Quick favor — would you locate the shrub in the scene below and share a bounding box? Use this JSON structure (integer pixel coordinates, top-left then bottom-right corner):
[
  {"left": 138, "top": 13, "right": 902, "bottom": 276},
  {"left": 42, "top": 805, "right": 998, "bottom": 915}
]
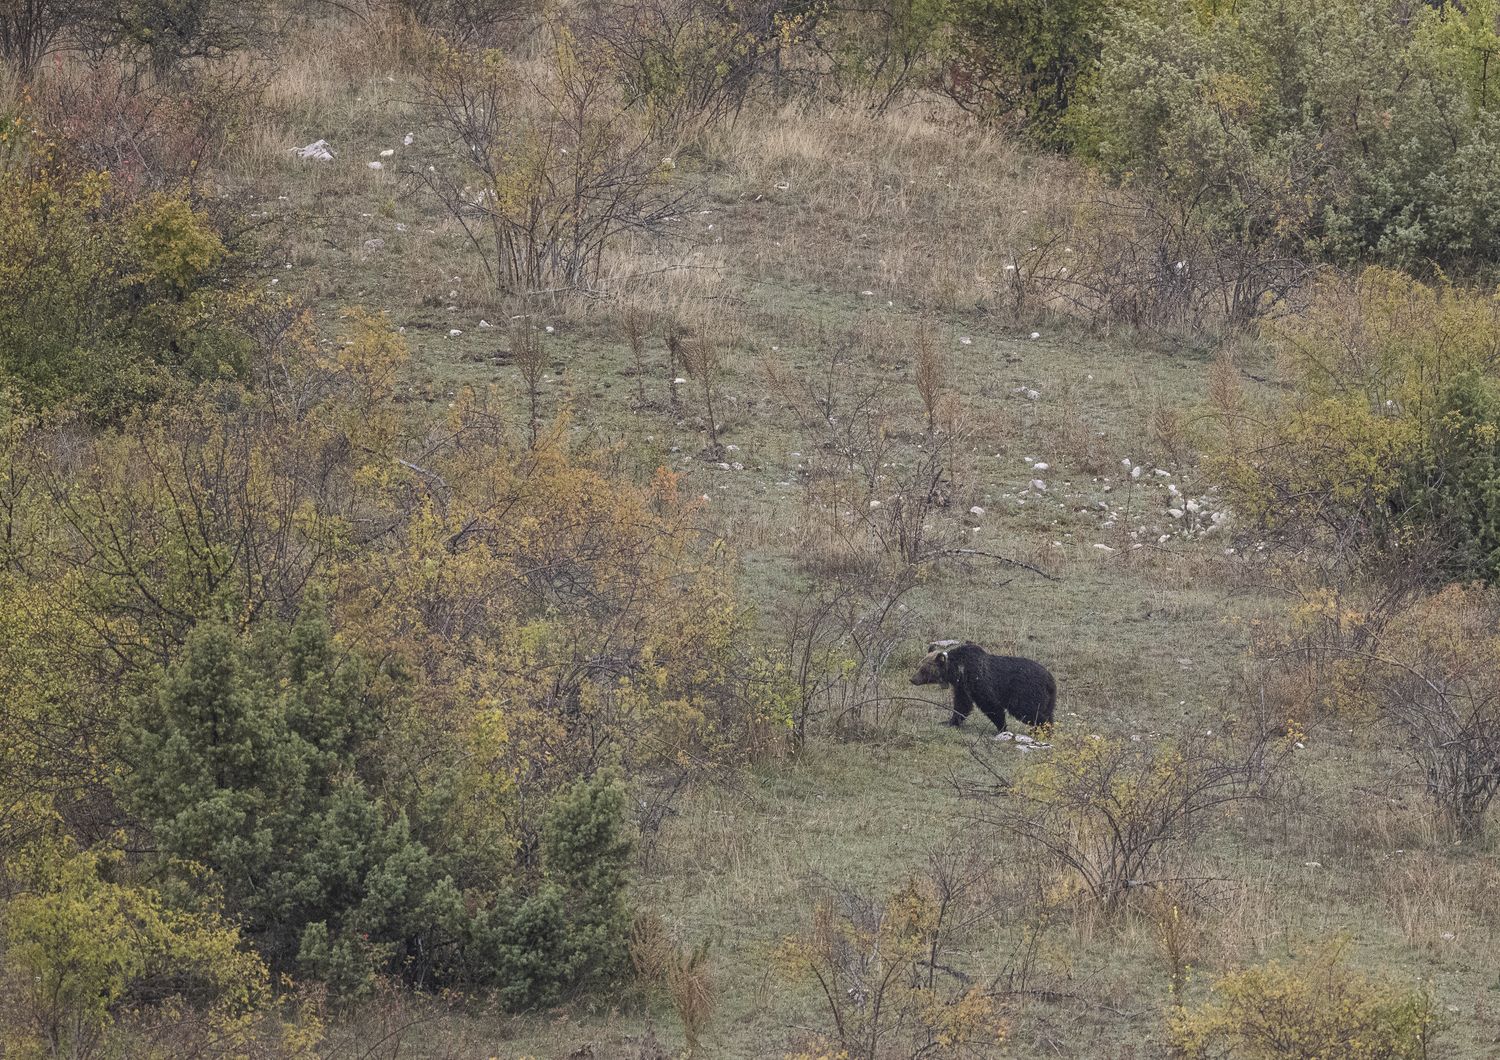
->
[
  {"left": 120, "top": 608, "right": 464, "bottom": 993},
  {"left": 1352, "top": 584, "right": 1500, "bottom": 840},
  {"left": 1168, "top": 944, "right": 1438, "bottom": 1060},
  {"left": 0, "top": 115, "right": 251, "bottom": 416},
  {"left": 968, "top": 727, "right": 1286, "bottom": 913},
  {"left": 776, "top": 871, "right": 1010, "bottom": 1059},
  {"left": 1, "top": 844, "right": 269, "bottom": 1059},
  {"left": 413, "top": 28, "right": 685, "bottom": 295},
  {"left": 1210, "top": 268, "right": 1500, "bottom": 582},
  {"left": 1076, "top": 0, "right": 1500, "bottom": 278},
  {"left": 940, "top": 0, "right": 1113, "bottom": 144}
]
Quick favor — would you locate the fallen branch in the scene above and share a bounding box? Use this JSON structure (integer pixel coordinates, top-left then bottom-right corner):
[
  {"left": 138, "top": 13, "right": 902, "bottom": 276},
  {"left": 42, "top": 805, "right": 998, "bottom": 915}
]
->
[{"left": 932, "top": 548, "right": 1058, "bottom": 581}]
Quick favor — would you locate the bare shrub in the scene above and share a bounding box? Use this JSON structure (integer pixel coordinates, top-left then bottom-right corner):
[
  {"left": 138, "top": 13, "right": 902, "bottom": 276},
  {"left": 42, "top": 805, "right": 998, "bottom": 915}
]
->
[
  {"left": 775, "top": 846, "right": 1013, "bottom": 1059},
  {"left": 0, "top": 0, "right": 94, "bottom": 78},
  {"left": 774, "top": 561, "right": 920, "bottom": 742},
  {"left": 965, "top": 725, "right": 1289, "bottom": 914},
  {"left": 582, "top": 0, "right": 780, "bottom": 139},
  {"left": 911, "top": 320, "right": 945, "bottom": 434},
  {"left": 413, "top": 29, "right": 686, "bottom": 296},
  {"left": 33, "top": 58, "right": 263, "bottom": 202},
  {"left": 669, "top": 317, "right": 734, "bottom": 458},
  {"left": 1350, "top": 584, "right": 1500, "bottom": 840}
]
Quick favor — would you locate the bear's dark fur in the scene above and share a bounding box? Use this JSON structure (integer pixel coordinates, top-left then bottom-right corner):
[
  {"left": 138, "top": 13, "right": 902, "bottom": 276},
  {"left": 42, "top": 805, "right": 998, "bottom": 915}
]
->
[{"left": 910, "top": 641, "right": 1056, "bottom": 732}]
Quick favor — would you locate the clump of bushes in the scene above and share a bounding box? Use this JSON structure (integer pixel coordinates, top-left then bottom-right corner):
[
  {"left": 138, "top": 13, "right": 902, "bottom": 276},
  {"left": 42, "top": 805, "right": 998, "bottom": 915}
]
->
[{"left": 1212, "top": 267, "right": 1500, "bottom": 584}]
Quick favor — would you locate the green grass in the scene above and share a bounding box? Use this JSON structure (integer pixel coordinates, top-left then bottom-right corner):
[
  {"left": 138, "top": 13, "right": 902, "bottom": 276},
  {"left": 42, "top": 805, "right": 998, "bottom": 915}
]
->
[{"left": 236, "top": 44, "right": 1500, "bottom": 1057}]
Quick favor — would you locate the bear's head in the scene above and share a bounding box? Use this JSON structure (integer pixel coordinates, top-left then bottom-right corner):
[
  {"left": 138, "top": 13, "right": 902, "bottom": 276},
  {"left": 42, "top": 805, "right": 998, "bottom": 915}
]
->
[{"left": 910, "top": 648, "right": 954, "bottom": 687}]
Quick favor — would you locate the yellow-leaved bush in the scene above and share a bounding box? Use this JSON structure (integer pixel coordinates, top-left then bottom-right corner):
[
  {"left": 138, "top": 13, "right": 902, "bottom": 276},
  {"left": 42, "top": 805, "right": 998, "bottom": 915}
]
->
[
  {"left": 1209, "top": 267, "right": 1500, "bottom": 580},
  {"left": 1167, "top": 944, "right": 1437, "bottom": 1060}
]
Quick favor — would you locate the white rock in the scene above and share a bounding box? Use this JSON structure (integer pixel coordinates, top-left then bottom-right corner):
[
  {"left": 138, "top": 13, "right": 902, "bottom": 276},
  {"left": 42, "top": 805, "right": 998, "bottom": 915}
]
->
[
  {"left": 403, "top": 132, "right": 415, "bottom": 146},
  {"left": 1168, "top": 508, "right": 1184, "bottom": 519},
  {"left": 1122, "top": 458, "right": 1133, "bottom": 467},
  {"left": 291, "top": 139, "right": 335, "bottom": 161},
  {"left": 1014, "top": 734, "right": 1035, "bottom": 744},
  {"left": 994, "top": 732, "right": 1015, "bottom": 741},
  {"left": 1131, "top": 466, "right": 1144, "bottom": 479},
  {"left": 1024, "top": 388, "right": 1040, "bottom": 401},
  {"left": 959, "top": 336, "right": 973, "bottom": 345},
  {"left": 860, "top": 290, "right": 874, "bottom": 296},
  {"left": 1093, "top": 543, "right": 1115, "bottom": 552},
  {"left": 448, "top": 328, "right": 463, "bottom": 337},
  {"left": 673, "top": 377, "right": 687, "bottom": 385},
  {"left": 1029, "top": 332, "right": 1041, "bottom": 340},
  {"left": 1030, "top": 479, "right": 1047, "bottom": 492},
  {"left": 869, "top": 500, "right": 882, "bottom": 508},
  {"left": 1032, "top": 461, "right": 1049, "bottom": 471},
  {"left": 380, "top": 148, "right": 395, "bottom": 158},
  {"left": 367, "top": 160, "right": 383, "bottom": 170},
  {"left": 544, "top": 325, "right": 554, "bottom": 333},
  {"left": 970, "top": 505, "right": 986, "bottom": 516},
  {"left": 362, "top": 237, "right": 385, "bottom": 253},
  {"left": 478, "top": 320, "right": 493, "bottom": 328}
]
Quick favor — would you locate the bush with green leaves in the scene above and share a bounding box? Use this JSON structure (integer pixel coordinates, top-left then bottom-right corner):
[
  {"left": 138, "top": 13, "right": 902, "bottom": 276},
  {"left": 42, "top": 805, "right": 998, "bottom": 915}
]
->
[
  {"left": 121, "top": 605, "right": 635, "bottom": 1000},
  {"left": 1211, "top": 268, "right": 1500, "bottom": 582},
  {"left": 1075, "top": 0, "right": 1500, "bottom": 278},
  {"left": 0, "top": 113, "right": 252, "bottom": 417},
  {"left": 940, "top": 0, "right": 1115, "bottom": 144}
]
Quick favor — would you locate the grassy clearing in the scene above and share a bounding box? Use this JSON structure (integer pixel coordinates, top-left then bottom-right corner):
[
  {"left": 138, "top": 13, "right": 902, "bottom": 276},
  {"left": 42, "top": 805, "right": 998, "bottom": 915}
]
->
[{"left": 224, "top": 23, "right": 1500, "bottom": 1057}]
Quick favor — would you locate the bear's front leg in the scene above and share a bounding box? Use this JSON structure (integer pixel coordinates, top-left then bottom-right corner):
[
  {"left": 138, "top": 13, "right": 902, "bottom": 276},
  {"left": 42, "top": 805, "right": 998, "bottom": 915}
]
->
[{"left": 948, "top": 686, "right": 975, "bottom": 727}]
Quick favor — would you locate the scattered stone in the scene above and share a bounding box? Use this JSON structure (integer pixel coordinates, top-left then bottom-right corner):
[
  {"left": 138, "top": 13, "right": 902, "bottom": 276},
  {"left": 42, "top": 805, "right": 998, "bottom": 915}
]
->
[
  {"left": 1032, "top": 461, "right": 1049, "bottom": 471},
  {"left": 448, "top": 328, "right": 463, "bottom": 337},
  {"left": 1130, "top": 466, "right": 1143, "bottom": 479},
  {"left": 362, "top": 237, "right": 385, "bottom": 253},
  {"left": 478, "top": 319, "right": 493, "bottom": 328},
  {"left": 1093, "top": 543, "right": 1115, "bottom": 552},
  {"left": 1029, "top": 332, "right": 1041, "bottom": 339},
  {"left": 404, "top": 132, "right": 415, "bottom": 146},
  {"left": 367, "top": 160, "right": 383, "bottom": 170},
  {"left": 380, "top": 148, "right": 395, "bottom": 158},
  {"left": 291, "top": 139, "right": 335, "bottom": 161},
  {"left": 1029, "top": 479, "right": 1047, "bottom": 492},
  {"left": 959, "top": 336, "right": 973, "bottom": 345}
]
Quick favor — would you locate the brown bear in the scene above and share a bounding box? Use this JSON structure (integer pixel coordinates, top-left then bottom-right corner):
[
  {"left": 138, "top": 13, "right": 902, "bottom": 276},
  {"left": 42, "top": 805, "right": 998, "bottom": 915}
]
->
[{"left": 910, "top": 640, "right": 1056, "bottom": 733}]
